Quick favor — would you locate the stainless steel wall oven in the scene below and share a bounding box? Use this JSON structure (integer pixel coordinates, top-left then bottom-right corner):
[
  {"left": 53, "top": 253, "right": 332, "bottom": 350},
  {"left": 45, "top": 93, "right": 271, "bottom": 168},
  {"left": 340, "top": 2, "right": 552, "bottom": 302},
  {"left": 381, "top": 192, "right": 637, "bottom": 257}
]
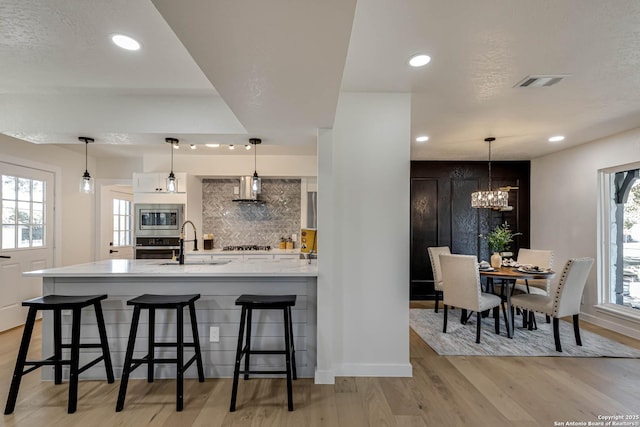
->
[{"left": 134, "top": 203, "right": 184, "bottom": 259}]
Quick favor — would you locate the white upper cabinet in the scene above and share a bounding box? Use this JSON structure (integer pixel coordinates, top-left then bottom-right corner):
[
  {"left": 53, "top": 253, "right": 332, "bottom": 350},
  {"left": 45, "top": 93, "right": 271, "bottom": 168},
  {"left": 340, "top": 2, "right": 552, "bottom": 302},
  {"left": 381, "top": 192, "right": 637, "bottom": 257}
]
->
[{"left": 133, "top": 172, "right": 186, "bottom": 193}]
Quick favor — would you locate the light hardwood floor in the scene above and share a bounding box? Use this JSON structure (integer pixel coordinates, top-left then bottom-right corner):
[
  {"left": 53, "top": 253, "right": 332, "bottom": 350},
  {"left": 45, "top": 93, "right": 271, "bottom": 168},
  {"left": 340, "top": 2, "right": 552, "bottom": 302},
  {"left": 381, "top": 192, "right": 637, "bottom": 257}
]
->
[{"left": 1, "top": 302, "right": 639, "bottom": 426}]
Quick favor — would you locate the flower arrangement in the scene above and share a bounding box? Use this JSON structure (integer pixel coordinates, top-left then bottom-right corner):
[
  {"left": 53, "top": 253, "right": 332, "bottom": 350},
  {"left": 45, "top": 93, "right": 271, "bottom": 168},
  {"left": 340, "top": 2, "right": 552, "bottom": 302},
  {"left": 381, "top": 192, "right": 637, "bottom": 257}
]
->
[{"left": 483, "top": 222, "right": 521, "bottom": 253}]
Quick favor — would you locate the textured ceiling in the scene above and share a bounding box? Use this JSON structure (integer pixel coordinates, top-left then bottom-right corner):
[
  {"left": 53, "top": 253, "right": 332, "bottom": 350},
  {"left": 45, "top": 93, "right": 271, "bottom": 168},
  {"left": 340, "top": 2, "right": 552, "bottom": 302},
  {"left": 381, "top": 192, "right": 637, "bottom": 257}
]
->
[{"left": 1, "top": 0, "right": 640, "bottom": 160}]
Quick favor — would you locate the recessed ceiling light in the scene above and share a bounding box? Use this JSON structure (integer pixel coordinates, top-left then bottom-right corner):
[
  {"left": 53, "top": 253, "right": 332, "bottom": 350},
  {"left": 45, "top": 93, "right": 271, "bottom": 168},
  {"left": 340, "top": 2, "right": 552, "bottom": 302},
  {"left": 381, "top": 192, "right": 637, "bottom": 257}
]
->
[
  {"left": 416, "top": 135, "right": 429, "bottom": 142},
  {"left": 245, "top": 144, "right": 251, "bottom": 150},
  {"left": 229, "top": 145, "right": 235, "bottom": 150},
  {"left": 190, "top": 144, "right": 196, "bottom": 150},
  {"left": 111, "top": 34, "right": 140, "bottom": 51},
  {"left": 409, "top": 54, "right": 431, "bottom": 67},
  {"left": 548, "top": 135, "right": 565, "bottom": 142},
  {"left": 206, "top": 143, "right": 220, "bottom": 148}
]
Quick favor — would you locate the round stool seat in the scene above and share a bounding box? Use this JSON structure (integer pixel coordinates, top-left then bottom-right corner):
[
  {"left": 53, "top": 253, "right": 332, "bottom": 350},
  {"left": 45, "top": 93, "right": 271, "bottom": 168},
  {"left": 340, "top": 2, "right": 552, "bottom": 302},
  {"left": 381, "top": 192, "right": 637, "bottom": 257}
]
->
[
  {"left": 235, "top": 294, "right": 296, "bottom": 307},
  {"left": 127, "top": 294, "right": 200, "bottom": 308}
]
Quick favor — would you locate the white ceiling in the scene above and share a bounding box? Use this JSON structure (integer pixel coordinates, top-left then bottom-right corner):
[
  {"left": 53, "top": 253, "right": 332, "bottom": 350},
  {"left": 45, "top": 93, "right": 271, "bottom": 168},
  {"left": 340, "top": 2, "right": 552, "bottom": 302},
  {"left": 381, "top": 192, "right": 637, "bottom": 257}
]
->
[{"left": 2, "top": 0, "right": 640, "bottom": 160}]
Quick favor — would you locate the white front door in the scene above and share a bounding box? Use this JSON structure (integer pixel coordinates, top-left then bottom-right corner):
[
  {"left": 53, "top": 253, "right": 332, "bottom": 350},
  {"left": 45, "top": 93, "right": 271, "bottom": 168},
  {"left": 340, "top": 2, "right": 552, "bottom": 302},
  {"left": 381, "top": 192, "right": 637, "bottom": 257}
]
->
[
  {"left": 99, "top": 185, "right": 134, "bottom": 260},
  {"left": 0, "top": 163, "right": 55, "bottom": 332}
]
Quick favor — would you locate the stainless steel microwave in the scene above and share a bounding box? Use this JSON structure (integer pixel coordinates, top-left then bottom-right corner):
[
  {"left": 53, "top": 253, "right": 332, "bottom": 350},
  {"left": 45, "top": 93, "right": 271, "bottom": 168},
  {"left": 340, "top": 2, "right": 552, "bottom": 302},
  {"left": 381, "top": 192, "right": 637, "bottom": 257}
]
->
[{"left": 134, "top": 203, "right": 184, "bottom": 237}]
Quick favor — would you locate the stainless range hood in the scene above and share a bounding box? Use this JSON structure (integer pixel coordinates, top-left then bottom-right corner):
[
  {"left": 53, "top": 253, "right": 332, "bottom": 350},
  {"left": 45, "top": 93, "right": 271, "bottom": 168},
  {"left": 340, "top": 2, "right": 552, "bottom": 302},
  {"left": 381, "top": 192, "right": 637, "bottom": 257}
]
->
[{"left": 232, "top": 176, "right": 265, "bottom": 204}]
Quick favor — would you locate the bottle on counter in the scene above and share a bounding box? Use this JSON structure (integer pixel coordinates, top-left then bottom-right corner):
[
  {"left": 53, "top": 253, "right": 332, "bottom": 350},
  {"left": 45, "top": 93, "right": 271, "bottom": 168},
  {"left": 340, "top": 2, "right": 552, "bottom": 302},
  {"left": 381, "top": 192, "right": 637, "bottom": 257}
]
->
[
  {"left": 279, "top": 238, "right": 286, "bottom": 249},
  {"left": 286, "top": 237, "right": 293, "bottom": 250},
  {"left": 203, "top": 233, "right": 214, "bottom": 250}
]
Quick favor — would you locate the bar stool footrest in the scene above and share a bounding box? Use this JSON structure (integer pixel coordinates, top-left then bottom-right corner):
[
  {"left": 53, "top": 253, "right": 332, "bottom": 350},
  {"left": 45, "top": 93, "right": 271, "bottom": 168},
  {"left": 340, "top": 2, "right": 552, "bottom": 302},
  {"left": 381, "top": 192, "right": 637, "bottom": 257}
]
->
[{"left": 239, "top": 370, "right": 288, "bottom": 375}]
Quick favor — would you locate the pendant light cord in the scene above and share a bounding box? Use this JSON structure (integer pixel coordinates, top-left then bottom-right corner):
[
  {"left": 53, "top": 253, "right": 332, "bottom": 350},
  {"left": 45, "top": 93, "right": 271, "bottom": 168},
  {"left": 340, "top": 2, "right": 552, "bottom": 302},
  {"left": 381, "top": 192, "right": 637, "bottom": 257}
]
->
[
  {"left": 488, "top": 139, "right": 492, "bottom": 191},
  {"left": 85, "top": 140, "right": 89, "bottom": 173}
]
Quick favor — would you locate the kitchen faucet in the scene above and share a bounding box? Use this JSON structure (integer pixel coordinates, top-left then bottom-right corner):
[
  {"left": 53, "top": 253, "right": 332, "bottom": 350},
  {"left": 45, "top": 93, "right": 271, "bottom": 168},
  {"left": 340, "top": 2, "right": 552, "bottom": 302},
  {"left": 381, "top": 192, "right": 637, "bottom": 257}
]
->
[{"left": 178, "top": 220, "right": 198, "bottom": 264}]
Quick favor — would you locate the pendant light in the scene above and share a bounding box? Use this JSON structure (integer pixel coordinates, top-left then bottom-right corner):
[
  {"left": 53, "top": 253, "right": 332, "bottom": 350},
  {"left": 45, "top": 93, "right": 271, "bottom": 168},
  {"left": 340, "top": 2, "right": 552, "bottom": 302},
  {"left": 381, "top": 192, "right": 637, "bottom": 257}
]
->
[
  {"left": 250, "top": 138, "right": 262, "bottom": 194},
  {"left": 165, "top": 137, "right": 178, "bottom": 193},
  {"left": 78, "top": 136, "right": 95, "bottom": 193},
  {"left": 471, "top": 137, "right": 509, "bottom": 209}
]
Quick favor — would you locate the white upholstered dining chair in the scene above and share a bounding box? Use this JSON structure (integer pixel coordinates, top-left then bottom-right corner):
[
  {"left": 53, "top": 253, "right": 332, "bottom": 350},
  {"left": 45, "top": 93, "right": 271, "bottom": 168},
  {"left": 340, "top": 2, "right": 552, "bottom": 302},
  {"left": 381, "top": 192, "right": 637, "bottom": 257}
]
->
[
  {"left": 427, "top": 246, "right": 450, "bottom": 313},
  {"left": 513, "top": 248, "right": 555, "bottom": 295},
  {"left": 440, "top": 254, "right": 505, "bottom": 343},
  {"left": 510, "top": 257, "right": 594, "bottom": 352}
]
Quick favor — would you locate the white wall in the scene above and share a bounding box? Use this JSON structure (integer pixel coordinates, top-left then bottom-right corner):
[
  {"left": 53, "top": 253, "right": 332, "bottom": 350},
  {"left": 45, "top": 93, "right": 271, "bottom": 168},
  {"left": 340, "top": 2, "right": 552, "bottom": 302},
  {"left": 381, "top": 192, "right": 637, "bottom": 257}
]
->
[
  {"left": 531, "top": 127, "right": 640, "bottom": 337},
  {"left": 0, "top": 134, "right": 95, "bottom": 266},
  {"left": 316, "top": 92, "right": 412, "bottom": 382}
]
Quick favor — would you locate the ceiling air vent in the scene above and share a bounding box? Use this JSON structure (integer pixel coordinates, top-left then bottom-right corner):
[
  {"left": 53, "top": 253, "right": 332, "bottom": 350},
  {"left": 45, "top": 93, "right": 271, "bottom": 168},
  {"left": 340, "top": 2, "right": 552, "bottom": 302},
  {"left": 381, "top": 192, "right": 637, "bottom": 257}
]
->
[{"left": 514, "top": 74, "right": 570, "bottom": 88}]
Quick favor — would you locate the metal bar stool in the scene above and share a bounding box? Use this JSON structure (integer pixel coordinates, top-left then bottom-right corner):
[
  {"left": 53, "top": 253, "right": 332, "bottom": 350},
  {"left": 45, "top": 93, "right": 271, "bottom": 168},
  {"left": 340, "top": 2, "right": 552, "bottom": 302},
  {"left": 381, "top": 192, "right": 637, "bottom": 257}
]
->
[
  {"left": 230, "top": 294, "right": 297, "bottom": 412},
  {"left": 4, "top": 294, "right": 114, "bottom": 414},
  {"left": 115, "top": 294, "right": 204, "bottom": 412}
]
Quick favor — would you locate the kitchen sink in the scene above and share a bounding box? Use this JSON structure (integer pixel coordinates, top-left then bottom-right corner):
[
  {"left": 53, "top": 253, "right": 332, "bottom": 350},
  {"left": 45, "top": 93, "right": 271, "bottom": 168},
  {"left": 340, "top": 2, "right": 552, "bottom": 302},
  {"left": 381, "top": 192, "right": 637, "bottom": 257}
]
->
[{"left": 158, "top": 260, "right": 231, "bottom": 266}]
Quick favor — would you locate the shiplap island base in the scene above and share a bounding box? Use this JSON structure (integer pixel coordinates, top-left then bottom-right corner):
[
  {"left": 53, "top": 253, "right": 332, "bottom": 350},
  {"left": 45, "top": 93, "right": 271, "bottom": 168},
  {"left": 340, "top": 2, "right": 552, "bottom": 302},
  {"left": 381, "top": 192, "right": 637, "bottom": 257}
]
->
[{"left": 24, "top": 259, "right": 317, "bottom": 381}]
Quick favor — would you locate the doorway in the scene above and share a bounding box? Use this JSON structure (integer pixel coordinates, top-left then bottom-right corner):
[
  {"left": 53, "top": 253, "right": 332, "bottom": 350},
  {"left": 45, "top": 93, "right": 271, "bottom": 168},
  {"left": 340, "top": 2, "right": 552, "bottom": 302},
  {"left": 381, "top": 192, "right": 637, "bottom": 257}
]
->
[
  {"left": 0, "top": 162, "right": 55, "bottom": 331},
  {"left": 98, "top": 185, "right": 134, "bottom": 260}
]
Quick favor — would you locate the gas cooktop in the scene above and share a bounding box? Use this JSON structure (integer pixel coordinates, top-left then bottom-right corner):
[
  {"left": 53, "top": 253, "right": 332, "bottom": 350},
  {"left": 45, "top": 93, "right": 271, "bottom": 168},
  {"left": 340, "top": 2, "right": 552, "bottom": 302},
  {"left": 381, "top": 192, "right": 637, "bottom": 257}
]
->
[{"left": 222, "top": 245, "right": 271, "bottom": 251}]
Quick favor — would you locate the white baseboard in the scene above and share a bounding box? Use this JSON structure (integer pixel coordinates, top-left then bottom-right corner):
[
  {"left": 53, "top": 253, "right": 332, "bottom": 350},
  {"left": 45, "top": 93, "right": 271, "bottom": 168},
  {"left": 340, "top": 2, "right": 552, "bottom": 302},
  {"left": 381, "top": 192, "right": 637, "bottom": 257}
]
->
[
  {"left": 314, "top": 363, "right": 413, "bottom": 384},
  {"left": 581, "top": 312, "right": 640, "bottom": 340},
  {"left": 334, "top": 363, "right": 413, "bottom": 378},
  {"left": 314, "top": 368, "right": 336, "bottom": 384}
]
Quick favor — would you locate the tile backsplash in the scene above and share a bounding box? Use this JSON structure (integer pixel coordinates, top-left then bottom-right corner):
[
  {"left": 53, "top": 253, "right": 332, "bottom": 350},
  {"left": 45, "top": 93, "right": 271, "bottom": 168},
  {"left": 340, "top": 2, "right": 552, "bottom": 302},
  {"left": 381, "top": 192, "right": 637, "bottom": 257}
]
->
[{"left": 202, "top": 179, "right": 301, "bottom": 248}]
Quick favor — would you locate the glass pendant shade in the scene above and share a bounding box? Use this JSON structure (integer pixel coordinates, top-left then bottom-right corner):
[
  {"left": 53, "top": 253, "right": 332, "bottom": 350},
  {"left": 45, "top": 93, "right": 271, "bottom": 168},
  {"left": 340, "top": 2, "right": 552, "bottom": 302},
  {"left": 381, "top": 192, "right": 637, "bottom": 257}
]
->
[
  {"left": 165, "top": 137, "right": 178, "bottom": 193},
  {"left": 78, "top": 136, "right": 94, "bottom": 194},
  {"left": 80, "top": 170, "right": 94, "bottom": 193},
  {"left": 471, "top": 137, "right": 508, "bottom": 208},
  {"left": 166, "top": 172, "right": 177, "bottom": 193},
  {"left": 251, "top": 172, "right": 261, "bottom": 194},
  {"left": 250, "top": 138, "right": 262, "bottom": 194}
]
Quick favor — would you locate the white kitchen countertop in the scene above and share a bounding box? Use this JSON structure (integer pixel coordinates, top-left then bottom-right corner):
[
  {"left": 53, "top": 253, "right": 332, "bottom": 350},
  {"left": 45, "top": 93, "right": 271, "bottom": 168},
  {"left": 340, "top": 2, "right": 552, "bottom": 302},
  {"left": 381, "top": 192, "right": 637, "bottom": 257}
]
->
[{"left": 24, "top": 258, "right": 318, "bottom": 278}]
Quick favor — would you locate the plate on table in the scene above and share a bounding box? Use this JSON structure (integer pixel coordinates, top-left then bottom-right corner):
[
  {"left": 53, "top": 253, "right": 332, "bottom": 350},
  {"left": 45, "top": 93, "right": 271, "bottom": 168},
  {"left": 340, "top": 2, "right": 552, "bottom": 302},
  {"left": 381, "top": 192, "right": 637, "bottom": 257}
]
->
[
  {"left": 479, "top": 266, "right": 495, "bottom": 272},
  {"left": 517, "top": 266, "right": 551, "bottom": 274}
]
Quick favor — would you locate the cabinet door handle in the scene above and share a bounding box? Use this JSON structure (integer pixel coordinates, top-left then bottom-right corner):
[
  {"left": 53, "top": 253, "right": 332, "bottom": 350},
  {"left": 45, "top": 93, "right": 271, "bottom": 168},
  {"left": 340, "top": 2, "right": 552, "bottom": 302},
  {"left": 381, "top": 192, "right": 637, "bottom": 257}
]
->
[
  {"left": 0, "top": 255, "right": 11, "bottom": 259},
  {"left": 110, "top": 250, "right": 119, "bottom": 254}
]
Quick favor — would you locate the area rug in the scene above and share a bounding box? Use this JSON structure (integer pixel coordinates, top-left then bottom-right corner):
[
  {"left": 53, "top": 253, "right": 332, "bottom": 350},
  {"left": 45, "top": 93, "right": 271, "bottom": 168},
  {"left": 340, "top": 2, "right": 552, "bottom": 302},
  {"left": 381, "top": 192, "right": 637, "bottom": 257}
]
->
[{"left": 410, "top": 308, "right": 640, "bottom": 357}]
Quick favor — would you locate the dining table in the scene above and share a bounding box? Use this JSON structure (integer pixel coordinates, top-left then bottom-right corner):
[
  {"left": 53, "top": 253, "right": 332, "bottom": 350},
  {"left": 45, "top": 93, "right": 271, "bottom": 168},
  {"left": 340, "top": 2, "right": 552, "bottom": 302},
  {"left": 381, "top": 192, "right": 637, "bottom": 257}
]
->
[{"left": 479, "top": 266, "right": 556, "bottom": 338}]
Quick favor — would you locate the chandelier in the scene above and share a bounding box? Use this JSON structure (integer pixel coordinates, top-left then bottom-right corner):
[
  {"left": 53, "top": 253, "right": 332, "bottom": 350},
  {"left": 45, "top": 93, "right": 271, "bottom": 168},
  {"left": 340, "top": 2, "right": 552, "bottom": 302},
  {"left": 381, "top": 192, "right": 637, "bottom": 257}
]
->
[{"left": 471, "top": 137, "right": 509, "bottom": 209}]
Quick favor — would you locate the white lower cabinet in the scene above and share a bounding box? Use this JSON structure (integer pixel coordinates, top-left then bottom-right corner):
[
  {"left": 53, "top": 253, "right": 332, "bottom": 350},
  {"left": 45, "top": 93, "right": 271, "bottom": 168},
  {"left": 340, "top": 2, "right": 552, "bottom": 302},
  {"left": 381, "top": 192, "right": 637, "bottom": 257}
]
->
[
  {"left": 210, "top": 254, "right": 244, "bottom": 263},
  {"left": 244, "top": 254, "right": 274, "bottom": 263},
  {"left": 186, "top": 253, "right": 300, "bottom": 263},
  {"left": 273, "top": 254, "right": 300, "bottom": 261}
]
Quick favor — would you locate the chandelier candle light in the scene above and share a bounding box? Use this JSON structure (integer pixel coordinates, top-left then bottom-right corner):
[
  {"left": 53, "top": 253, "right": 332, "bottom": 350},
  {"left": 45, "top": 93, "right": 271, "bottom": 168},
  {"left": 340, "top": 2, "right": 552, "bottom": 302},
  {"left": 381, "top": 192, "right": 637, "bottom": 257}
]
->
[
  {"left": 165, "top": 137, "right": 178, "bottom": 193},
  {"left": 78, "top": 136, "right": 94, "bottom": 194},
  {"left": 471, "top": 137, "right": 509, "bottom": 209}
]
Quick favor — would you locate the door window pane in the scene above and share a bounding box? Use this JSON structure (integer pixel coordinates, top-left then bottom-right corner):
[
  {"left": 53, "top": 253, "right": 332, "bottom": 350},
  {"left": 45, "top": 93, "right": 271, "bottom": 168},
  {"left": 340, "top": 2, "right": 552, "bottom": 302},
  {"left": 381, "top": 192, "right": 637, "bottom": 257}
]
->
[
  {"left": 1, "top": 175, "right": 46, "bottom": 249},
  {"left": 17, "top": 225, "right": 29, "bottom": 248},
  {"left": 17, "top": 201, "right": 30, "bottom": 224},
  {"left": 17, "top": 178, "right": 30, "bottom": 201},
  {"left": 2, "top": 225, "right": 15, "bottom": 249},
  {"left": 2, "top": 176, "right": 16, "bottom": 200},
  {"left": 32, "top": 180, "right": 44, "bottom": 202},
  {"left": 112, "top": 199, "right": 132, "bottom": 247},
  {"left": 2, "top": 202, "right": 15, "bottom": 223}
]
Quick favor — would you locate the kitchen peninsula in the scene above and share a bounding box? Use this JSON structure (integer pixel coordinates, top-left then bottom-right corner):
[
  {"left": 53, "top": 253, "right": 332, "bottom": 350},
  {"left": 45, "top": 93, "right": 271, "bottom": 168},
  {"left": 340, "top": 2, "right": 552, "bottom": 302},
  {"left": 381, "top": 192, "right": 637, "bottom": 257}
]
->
[{"left": 24, "top": 259, "right": 317, "bottom": 381}]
